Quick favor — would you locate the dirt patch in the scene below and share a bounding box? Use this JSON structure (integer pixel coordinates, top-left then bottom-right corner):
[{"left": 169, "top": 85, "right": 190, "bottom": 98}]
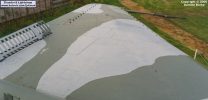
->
[{"left": 121, "top": 0, "right": 208, "bottom": 56}]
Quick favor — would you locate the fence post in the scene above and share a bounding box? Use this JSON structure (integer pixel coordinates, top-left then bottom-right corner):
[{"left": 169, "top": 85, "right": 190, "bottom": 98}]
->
[{"left": 194, "top": 49, "right": 198, "bottom": 60}]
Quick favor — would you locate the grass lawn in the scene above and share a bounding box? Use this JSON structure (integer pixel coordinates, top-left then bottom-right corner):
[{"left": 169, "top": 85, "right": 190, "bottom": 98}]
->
[
  {"left": 133, "top": 0, "right": 208, "bottom": 43},
  {"left": 100, "top": 0, "right": 121, "bottom": 6}
]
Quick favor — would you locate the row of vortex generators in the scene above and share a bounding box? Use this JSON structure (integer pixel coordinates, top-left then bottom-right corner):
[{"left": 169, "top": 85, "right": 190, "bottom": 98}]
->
[
  {"left": 0, "top": 21, "right": 52, "bottom": 62},
  {"left": 66, "top": 4, "right": 97, "bottom": 24}
]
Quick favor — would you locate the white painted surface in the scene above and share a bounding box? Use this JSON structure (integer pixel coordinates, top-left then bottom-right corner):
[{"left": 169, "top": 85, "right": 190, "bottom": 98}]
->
[
  {"left": 73, "top": 4, "right": 103, "bottom": 14},
  {"left": 37, "top": 19, "right": 185, "bottom": 98},
  {"left": 0, "top": 40, "right": 46, "bottom": 79}
]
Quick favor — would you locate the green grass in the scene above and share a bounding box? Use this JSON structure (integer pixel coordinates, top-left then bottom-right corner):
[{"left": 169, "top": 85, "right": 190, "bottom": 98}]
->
[
  {"left": 95, "top": 0, "right": 121, "bottom": 6},
  {"left": 133, "top": 0, "right": 208, "bottom": 43}
]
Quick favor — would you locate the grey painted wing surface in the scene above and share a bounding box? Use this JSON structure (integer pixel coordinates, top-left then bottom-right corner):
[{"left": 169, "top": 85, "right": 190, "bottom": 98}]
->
[
  {"left": 0, "top": 3, "right": 208, "bottom": 100},
  {"left": 68, "top": 56, "right": 208, "bottom": 100},
  {"left": 0, "top": 80, "right": 61, "bottom": 100},
  {"left": 0, "top": 4, "right": 135, "bottom": 99},
  {"left": 4, "top": 4, "right": 134, "bottom": 89}
]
